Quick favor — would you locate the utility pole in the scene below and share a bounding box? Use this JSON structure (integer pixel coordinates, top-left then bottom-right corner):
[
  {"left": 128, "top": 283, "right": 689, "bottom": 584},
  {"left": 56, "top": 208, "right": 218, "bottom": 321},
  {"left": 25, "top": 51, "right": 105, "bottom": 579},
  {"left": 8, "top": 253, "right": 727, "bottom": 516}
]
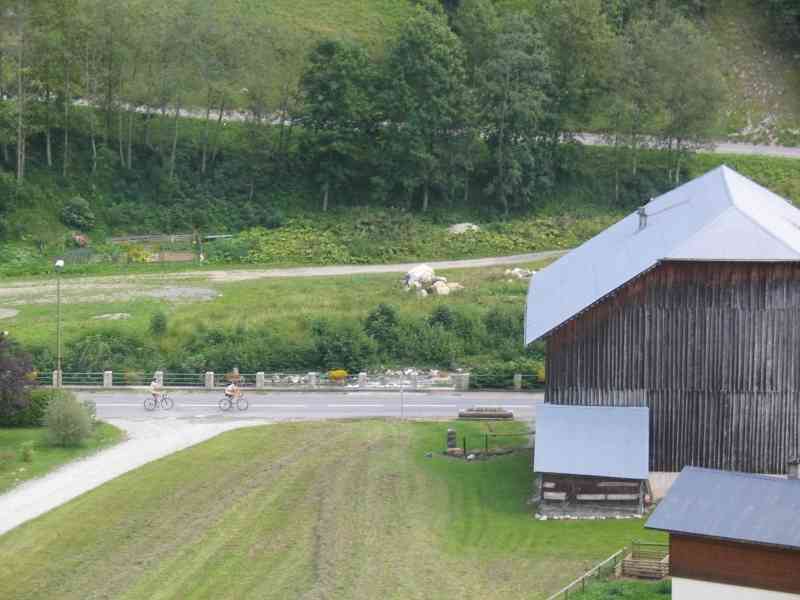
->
[{"left": 55, "top": 259, "right": 64, "bottom": 387}]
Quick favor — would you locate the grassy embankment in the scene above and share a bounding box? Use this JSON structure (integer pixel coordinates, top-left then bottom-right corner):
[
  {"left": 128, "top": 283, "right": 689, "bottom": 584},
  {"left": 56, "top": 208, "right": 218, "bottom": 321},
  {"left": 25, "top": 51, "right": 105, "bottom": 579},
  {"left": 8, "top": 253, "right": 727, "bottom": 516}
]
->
[
  {"left": 0, "top": 423, "right": 124, "bottom": 494},
  {"left": 4, "top": 260, "right": 552, "bottom": 378},
  {"left": 570, "top": 580, "right": 672, "bottom": 599},
  {"left": 0, "top": 419, "right": 665, "bottom": 599}
]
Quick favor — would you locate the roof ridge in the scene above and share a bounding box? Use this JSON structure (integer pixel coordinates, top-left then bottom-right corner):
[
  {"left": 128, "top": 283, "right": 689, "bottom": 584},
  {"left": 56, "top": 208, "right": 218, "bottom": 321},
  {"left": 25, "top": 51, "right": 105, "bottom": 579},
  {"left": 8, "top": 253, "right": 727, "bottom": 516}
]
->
[
  {"left": 685, "top": 466, "right": 793, "bottom": 484},
  {"left": 722, "top": 168, "right": 800, "bottom": 255}
]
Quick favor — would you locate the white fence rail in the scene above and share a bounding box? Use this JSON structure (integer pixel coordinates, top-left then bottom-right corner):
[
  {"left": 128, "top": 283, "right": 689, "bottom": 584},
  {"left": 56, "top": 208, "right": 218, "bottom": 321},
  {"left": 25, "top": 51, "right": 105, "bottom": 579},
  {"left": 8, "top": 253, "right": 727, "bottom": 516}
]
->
[{"left": 37, "top": 370, "right": 472, "bottom": 391}]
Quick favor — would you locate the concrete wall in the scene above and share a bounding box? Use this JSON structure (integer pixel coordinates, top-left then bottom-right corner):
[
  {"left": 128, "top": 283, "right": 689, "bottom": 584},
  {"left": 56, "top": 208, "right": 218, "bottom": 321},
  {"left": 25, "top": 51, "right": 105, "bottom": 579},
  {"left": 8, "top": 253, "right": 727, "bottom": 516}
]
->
[{"left": 674, "top": 578, "right": 800, "bottom": 600}]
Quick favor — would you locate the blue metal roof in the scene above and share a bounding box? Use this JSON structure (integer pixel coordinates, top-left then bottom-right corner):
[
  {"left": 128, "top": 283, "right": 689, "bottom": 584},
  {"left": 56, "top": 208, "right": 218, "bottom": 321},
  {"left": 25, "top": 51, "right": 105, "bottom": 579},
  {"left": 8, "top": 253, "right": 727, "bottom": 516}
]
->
[
  {"left": 525, "top": 166, "right": 800, "bottom": 344},
  {"left": 646, "top": 467, "right": 800, "bottom": 550},
  {"left": 534, "top": 405, "right": 649, "bottom": 480}
]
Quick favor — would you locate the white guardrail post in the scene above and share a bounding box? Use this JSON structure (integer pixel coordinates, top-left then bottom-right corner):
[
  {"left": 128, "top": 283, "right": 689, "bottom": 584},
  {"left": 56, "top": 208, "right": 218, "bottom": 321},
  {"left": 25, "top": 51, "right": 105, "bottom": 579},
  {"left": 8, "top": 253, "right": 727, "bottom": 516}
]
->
[
  {"left": 308, "top": 372, "right": 319, "bottom": 387},
  {"left": 204, "top": 371, "right": 215, "bottom": 389},
  {"left": 103, "top": 371, "right": 113, "bottom": 388},
  {"left": 52, "top": 370, "right": 62, "bottom": 388},
  {"left": 452, "top": 373, "right": 471, "bottom": 391},
  {"left": 513, "top": 373, "right": 523, "bottom": 390},
  {"left": 358, "top": 372, "right": 368, "bottom": 388},
  {"left": 256, "top": 372, "right": 265, "bottom": 389}
]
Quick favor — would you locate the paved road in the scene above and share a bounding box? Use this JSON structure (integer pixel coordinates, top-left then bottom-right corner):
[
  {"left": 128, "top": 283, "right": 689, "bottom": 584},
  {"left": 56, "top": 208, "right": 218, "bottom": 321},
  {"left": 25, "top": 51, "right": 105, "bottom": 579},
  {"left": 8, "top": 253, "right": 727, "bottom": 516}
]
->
[
  {"left": 81, "top": 390, "right": 544, "bottom": 421},
  {"left": 576, "top": 133, "right": 800, "bottom": 159}
]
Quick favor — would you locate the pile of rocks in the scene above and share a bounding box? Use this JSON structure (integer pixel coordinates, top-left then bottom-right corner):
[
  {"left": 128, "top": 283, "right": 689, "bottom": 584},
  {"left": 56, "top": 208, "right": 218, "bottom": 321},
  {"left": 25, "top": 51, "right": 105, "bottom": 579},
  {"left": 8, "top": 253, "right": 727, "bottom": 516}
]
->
[
  {"left": 504, "top": 267, "right": 536, "bottom": 281},
  {"left": 404, "top": 264, "right": 465, "bottom": 297}
]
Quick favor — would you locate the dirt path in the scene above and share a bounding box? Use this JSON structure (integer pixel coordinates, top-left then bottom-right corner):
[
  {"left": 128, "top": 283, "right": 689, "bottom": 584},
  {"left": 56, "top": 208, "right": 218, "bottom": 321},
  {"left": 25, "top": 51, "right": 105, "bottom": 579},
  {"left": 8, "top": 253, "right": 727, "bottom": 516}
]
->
[
  {"left": 0, "top": 250, "right": 564, "bottom": 305},
  {"left": 191, "top": 250, "right": 566, "bottom": 283},
  {"left": 0, "top": 417, "right": 269, "bottom": 536}
]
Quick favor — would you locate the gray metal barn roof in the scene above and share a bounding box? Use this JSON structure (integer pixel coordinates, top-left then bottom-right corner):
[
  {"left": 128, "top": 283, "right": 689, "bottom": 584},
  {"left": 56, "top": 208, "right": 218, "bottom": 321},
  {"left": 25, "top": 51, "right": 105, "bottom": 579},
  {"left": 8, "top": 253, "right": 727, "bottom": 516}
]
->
[
  {"left": 646, "top": 467, "right": 800, "bottom": 550},
  {"left": 534, "top": 405, "right": 649, "bottom": 480},
  {"left": 525, "top": 166, "right": 800, "bottom": 344}
]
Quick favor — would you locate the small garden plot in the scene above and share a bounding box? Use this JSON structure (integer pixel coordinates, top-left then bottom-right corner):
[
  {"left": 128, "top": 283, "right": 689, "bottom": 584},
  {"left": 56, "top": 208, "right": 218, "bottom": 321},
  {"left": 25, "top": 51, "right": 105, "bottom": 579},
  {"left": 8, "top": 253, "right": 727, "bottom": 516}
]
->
[{"left": 0, "top": 423, "right": 123, "bottom": 494}]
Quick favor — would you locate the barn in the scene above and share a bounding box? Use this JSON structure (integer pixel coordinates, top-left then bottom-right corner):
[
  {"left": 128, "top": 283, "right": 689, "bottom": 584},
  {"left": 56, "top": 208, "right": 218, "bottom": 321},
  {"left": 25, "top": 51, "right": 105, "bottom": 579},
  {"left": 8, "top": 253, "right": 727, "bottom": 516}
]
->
[
  {"left": 533, "top": 404, "right": 650, "bottom": 517},
  {"left": 525, "top": 166, "right": 800, "bottom": 474},
  {"left": 646, "top": 466, "right": 800, "bottom": 599}
]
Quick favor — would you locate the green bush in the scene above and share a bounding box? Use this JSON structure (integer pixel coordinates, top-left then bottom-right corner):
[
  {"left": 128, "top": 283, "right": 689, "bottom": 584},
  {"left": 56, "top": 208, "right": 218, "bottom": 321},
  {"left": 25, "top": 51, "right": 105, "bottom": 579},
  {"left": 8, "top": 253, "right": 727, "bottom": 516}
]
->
[
  {"left": 470, "top": 358, "right": 544, "bottom": 389},
  {"left": 61, "top": 196, "right": 96, "bottom": 230},
  {"left": 395, "top": 320, "right": 462, "bottom": 368},
  {"left": 43, "top": 390, "right": 93, "bottom": 447},
  {"left": 18, "top": 440, "right": 35, "bottom": 463},
  {"left": 149, "top": 311, "right": 168, "bottom": 337},
  {"left": 0, "top": 388, "right": 52, "bottom": 427},
  {"left": 311, "top": 319, "right": 377, "bottom": 372},
  {"left": 364, "top": 303, "right": 400, "bottom": 350}
]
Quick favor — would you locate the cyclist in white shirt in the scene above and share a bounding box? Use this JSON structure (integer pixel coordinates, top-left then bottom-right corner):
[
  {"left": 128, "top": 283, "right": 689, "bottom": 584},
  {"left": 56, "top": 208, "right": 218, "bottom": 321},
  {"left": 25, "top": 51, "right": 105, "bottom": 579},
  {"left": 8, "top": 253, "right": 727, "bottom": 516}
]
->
[
  {"left": 149, "top": 378, "right": 162, "bottom": 402},
  {"left": 225, "top": 381, "right": 239, "bottom": 400}
]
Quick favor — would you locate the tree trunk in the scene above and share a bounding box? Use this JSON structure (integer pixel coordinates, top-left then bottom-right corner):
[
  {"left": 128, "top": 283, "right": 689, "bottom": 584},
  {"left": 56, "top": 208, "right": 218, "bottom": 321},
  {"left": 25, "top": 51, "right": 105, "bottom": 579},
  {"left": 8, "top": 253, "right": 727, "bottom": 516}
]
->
[
  {"left": 118, "top": 110, "right": 125, "bottom": 164},
  {"left": 2, "top": 144, "right": 8, "bottom": 164},
  {"left": 201, "top": 88, "right": 212, "bottom": 174},
  {"left": 322, "top": 181, "right": 329, "bottom": 212},
  {"left": 63, "top": 65, "right": 70, "bottom": 177},
  {"left": 127, "top": 110, "right": 134, "bottom": 169},
  {"left": 45, "top": 128, "right": 53, "bottom": 168},
  {"left": 15, "top": 3, "right": 25, "bottom": 184},
  {"left": 463, "top": 172, "right": 469, "bottom": 205},
  {"left": 422, "top": 182, "right": 429, "bottom": 212},
  {"left": 210, "top": 96, "right": 225, "bottom": 166},
  {"left": 169, "top": 102, "right": 180, "bottom": 180},
  {"left": 143, "top": 112, "right": 152, "bottom": 149}
]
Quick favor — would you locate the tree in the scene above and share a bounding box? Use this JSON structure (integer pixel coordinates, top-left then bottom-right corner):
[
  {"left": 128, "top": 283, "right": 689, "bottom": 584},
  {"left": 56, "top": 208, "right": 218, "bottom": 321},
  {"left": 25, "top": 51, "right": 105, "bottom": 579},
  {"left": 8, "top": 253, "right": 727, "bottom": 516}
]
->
[
  {"left": 477, "top": 14, "right": 553, "bottom": 215},
  {"left": 603, "top": 15, "right": 661, "bottom": 200},
  {"left": 536, "top": 0, "right": 615, "bottom": 146},
  {"left": 300, "top": 39, "right": 378, "bottom": 211},
  {"left": 0, "top": 334, "right": 34, "bottom": 419},
  {"left": 768, "top": 0, "right": 800, "bottom": 44},
  {"left": 645, "top": 12, "right": 724, "bottom": 182},
  {"left": 383, "top": 5, "right": 470, "bottom": 211}
]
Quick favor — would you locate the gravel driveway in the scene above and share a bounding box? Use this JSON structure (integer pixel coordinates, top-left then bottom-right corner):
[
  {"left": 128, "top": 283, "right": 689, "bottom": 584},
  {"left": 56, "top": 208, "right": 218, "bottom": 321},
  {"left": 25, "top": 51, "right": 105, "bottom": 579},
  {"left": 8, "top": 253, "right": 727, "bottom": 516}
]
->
[{"left": 0, "top": 417, "right": 269, "bottom": 536}]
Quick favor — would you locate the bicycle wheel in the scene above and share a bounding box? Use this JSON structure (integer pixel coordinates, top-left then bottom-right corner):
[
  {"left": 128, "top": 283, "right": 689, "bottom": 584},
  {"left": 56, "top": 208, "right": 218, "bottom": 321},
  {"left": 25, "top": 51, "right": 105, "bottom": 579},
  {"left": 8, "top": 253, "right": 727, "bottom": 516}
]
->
[
  {"left": 144, "top": 397, "right": 157, "bottom": 411},
  {"left": 236, "top": 396, "right": 249, "bottom": 411},
  {"left": 161, "top": 394, "right": 174, "bottom": 410},
  {"left": 219, "top": 396, "right": 232, "bottom": 411}
]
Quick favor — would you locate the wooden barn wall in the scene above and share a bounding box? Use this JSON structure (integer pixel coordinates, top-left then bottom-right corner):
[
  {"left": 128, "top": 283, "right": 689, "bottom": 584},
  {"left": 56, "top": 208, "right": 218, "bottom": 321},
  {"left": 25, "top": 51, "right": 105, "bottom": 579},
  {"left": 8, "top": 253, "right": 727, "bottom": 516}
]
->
[
  {"left": 670, "top": 534, "right": 800, "bottom": 594},
  {"left": 545, "top": 261, "right": 800, "bottom": 473}
]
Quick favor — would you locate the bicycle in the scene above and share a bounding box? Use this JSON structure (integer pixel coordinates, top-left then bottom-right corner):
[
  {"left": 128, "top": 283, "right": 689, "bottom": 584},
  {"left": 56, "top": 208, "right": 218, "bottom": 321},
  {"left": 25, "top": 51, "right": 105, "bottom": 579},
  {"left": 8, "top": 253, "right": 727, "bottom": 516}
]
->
[
  {"left": 144, "top": 392, "right": 174, "bottom": 411},
  {"left": 219, "top": 393, "right": 249, "bottom": 412}
]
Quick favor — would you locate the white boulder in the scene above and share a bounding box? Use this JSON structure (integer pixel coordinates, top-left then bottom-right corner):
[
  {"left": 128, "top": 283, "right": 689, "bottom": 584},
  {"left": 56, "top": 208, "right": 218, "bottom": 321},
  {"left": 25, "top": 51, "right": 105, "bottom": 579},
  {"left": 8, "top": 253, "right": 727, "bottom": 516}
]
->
[
  {"left": 448, "top": 223, "right": 481, "bottom": 235},
  {"left": 405, "top": 264, "right": 435, "bottom": 286},
  {"left": 432, "top": 281, "right": 450, "bottom": 296},
  {"left": 447, "top": 282, "right": 464, "bottom": 292}
]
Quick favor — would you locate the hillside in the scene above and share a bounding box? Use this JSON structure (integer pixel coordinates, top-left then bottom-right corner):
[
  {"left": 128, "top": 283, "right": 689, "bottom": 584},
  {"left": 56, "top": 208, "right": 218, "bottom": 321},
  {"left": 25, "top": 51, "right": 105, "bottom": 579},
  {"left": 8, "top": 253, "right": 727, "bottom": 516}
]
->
[{"left": 0, "top": 0, "right": 798, "bottom": 272}]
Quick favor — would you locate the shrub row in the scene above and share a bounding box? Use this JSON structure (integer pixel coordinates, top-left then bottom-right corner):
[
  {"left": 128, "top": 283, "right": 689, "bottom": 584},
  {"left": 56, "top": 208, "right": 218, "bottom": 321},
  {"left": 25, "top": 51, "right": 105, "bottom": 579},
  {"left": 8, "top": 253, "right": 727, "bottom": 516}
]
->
[{"left": 27, "top": 304, "right": 546, "bottom": 380}]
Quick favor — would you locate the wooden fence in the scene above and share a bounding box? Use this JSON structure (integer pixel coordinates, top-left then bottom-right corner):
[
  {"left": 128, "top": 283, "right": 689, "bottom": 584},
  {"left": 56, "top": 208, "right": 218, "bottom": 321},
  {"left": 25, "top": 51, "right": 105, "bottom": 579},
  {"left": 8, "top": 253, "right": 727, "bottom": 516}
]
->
[
  {"left": 545, "top": 548, "right": 626, "bottom": 600},
  {"left": 622, "top": 540, "right": 670, "bottom": 579}
]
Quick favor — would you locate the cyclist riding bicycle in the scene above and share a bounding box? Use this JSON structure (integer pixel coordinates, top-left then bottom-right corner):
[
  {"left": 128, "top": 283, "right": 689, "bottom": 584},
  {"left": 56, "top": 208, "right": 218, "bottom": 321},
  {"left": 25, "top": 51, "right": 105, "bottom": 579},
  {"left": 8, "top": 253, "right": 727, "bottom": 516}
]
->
[
  {"left": 225, "top": 381, "right": 240, "bottom": 400},
  {"left": 149, "top": 377, "right": 162, "bottom": 402}
]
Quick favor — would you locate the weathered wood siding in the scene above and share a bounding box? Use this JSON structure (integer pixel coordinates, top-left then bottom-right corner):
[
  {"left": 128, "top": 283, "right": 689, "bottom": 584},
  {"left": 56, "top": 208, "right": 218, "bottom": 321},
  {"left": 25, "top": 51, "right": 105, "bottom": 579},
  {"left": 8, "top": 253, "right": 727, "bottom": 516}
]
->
[{"left": 546, "top": 261, "right": 800, "bottom": 473}]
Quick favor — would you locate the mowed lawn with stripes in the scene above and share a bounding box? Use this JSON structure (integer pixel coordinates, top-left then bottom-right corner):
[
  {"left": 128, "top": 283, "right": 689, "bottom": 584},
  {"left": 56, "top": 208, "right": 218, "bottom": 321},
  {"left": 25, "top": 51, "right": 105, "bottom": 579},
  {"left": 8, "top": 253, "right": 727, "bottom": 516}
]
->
[{"left": 0, "top": 420, "right": 664, "bottom": 599}]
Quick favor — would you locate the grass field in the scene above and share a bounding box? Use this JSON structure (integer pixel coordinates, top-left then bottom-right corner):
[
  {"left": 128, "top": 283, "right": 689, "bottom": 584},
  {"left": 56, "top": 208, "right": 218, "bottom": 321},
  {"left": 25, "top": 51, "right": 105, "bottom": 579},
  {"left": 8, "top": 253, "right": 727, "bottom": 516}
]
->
[
  {"left": 571, "top": 579, "right": 672, "bottom": 599},
  {"left": 3, "top": 259, "right": 553, "bottom": 365},
  {"left": 0, "top": 423, "right": 124, "bottom": 494},
  {"left": 0, "top": 419, "right": 665, "bottom": 599}
]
